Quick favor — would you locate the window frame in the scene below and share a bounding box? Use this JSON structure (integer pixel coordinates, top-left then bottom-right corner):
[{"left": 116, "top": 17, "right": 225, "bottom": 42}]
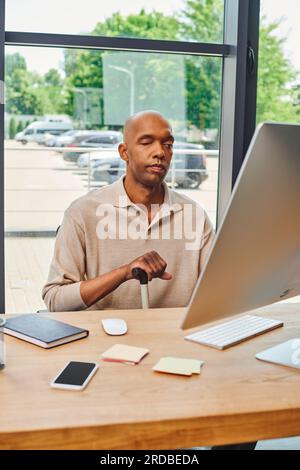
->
[{"left": 0, "top": 0, "right": 260, "bottom": 312}]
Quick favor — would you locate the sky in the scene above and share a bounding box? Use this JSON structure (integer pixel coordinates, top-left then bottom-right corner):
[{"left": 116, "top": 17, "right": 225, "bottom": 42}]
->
[{"left": 5, "top": 0, "right": 300, "bottom": 75}]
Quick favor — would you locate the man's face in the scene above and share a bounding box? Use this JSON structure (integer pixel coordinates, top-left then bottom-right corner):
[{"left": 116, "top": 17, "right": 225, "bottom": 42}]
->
[{"left": 119, "top": 115, "right": 174, "bottom": 187}]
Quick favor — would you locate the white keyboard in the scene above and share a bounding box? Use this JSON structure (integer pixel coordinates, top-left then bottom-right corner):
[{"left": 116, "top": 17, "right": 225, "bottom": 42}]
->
[{"left": 184, "top": 315, "right": 284, "bottom": 350}]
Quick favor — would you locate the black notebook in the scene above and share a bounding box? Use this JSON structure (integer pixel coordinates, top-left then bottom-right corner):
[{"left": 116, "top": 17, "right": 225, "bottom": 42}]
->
[{"left": 4, "top": 314, "right": 89, "bottom": 349}]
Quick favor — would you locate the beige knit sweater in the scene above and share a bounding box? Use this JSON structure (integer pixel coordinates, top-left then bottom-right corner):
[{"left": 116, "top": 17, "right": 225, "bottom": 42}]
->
[{"left": 42, "top": 176, "right": 214, "bottom": 311}]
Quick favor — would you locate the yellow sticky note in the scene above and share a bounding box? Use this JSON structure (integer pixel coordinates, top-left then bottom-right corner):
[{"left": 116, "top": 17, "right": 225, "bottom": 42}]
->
[
  {"left": 101, "top": 344, "right": 149, "bottom": 364},
  {"left": 153, "top": 357, "right": 204, "bottom": 376}
]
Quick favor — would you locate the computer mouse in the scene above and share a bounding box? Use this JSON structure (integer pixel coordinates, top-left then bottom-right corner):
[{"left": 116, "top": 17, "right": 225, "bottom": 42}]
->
[{"left": 101, "top": 318, "right": 128, "bottom": 336}]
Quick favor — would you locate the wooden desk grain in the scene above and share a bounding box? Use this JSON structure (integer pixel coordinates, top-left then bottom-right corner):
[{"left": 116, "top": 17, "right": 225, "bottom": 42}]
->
[{"left": 1, "top": 303, "right": 300, "bottom": 449}]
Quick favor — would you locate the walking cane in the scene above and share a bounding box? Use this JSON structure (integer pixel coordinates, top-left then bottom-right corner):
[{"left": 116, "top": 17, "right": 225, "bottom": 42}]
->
[{"left": 132, "top": 267, "right": 150, "bottom": 309}]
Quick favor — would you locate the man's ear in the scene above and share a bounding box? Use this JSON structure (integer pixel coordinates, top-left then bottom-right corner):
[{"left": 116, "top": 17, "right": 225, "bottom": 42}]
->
[{"left": 118, "top": 143, "right": 129, "bottom": 162}]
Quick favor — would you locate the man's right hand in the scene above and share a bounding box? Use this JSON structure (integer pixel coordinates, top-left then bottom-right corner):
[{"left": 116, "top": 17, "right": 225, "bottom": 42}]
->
[
  {"left": 123, "top": 251, "right": 172, "bottom": 282},
  {"left": 80, "top": 251, "right": 172, "bottom": 308}
]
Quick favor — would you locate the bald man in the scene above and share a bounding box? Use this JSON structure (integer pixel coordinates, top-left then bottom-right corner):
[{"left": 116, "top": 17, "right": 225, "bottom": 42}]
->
[{"left": 42, "top": 111, "right": 214, "bottom": 312}]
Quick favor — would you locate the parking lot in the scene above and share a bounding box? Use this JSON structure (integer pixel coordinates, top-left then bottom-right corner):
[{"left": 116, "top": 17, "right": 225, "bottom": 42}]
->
[{"left": 4, "top": 140, "right": 219, "bottom": 231}]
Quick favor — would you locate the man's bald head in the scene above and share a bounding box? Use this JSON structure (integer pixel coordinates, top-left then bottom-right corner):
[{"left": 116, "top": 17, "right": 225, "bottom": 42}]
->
[
  {"left": 118, "top": 110, "right": 174, "bottom": 188},
  {"left": 123, "top": 110, "right": 172, "bottom": 143}
]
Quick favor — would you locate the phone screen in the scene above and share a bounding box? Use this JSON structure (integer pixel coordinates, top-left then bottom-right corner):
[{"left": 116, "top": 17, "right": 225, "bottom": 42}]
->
[{"left": 54, "top": 361, "right": 96, "bottom": 386}]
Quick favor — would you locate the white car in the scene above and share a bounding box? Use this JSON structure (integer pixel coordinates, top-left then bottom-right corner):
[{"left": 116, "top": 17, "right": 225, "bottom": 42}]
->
[
  {"left": 15, "top": 121, "right": 73, "bottom": 145},
  {"left": 43, "top": 130, "right": 78, "bottom": 147}
]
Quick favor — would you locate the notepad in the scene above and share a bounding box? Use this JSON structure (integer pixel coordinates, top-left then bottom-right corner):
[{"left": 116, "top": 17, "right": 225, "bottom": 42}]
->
[
  {"left": 153, "top": 357, "right": 204, "bottom": 376},
  {"left": 101, "top": 344, "right": 149, "bottom": 365}
]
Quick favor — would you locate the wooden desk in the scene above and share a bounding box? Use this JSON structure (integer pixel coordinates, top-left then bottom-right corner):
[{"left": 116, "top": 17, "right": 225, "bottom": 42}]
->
[{"left": 1, "top": 303, "right": 300, "bottom": 450}]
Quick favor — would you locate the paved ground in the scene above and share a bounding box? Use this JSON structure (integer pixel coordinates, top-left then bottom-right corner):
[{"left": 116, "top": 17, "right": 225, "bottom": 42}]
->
[{"left": 4, "top": 140, "right": 219, "bottom": 231}]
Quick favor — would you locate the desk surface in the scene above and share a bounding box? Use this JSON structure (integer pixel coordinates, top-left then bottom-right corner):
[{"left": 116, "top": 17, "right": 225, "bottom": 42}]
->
[{"left": 1, "top": 303, "right": 300, "bottom": 450}]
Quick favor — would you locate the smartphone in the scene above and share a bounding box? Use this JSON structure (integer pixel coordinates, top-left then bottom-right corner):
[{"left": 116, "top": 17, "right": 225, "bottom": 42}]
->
[{"left": 51, "top": 361, "right": 98, "bottom": 391}]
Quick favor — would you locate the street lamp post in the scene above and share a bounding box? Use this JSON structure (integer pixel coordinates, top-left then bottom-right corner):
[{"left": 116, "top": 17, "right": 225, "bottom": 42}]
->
[{"left": 109, "top": 65, "right": 135, "bottom": 115}]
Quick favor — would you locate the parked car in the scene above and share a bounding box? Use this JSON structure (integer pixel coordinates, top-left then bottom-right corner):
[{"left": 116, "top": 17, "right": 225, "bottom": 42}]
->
[
  {"left": 15, "top": 121, "right": 73, "bottom": 145},
  {"left": 54, "top": 130, "right": 109, "bottom": 148},
  {"left": 43, "top": 130, "right": 79, "bottom": 147},
  {"left": 91, "top": 153, "right": 126, "bottom": 184},
  {"left": 90, "top": 142, "right": 208, "bottom": 189},
  {"left": 168, "top": 141, "right": 208, "bottom": 189},
  {"left": 62, "top": 131, "right": 123, "bottom": 162},
  {"left": 62, "top": 132, "right": 106, "bottom": 161},
  {"left": 77, "top": 147, "right": 119, "bottom": 168}
]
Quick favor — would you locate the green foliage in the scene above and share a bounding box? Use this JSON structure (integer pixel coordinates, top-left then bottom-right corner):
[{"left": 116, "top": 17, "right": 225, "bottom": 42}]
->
[
  {"left": 4, "top": 2, "right": 299, "bottom": 130},
  {"left": 5, "top": 64, "right": 44, "bottom": 115},
  {"left": 181, "top": 0, "right": 224, "bottom": 43},
  {"left": 5, "top": 54, "right": 43, "bottom": 115},
  {"left": 5, "top": 54, "right": 68, "bottom": 117},
  {"left": 9, "top": 117, "right": 17, "bottom": 139},
  {"left": 92, "top": 10, "right": 180, "bottom": 40},
  {"left": 294, "top": 84, "right": 300, "bottom": 116},
  {"left": 256, "top": 18, "right": 298, "bottom": 123},
  {"left": 185, "top": 57, "right": 221, "bottom": 129},
  {"left": 180, "top": 0, "right": 223, "bottom": 130},
  {"left": 16, "top": 121, "right": 24, "bottom": 133},
  {"left": 5, "top": 53, "right": 26, "bottom": 76},
  {"left": 44, "top": 69, "right": 63, "bottom": 87},
  {"left": 62, "top": 4, "right": 223, "bottom": 130},
  {"left": 62, "top": 10, "right": 180, "bottom": 124}
]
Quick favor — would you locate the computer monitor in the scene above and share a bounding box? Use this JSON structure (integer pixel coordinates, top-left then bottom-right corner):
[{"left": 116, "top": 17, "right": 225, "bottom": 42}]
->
[{"left": 182, "top": 122, "right": 300, "bottom": 330}]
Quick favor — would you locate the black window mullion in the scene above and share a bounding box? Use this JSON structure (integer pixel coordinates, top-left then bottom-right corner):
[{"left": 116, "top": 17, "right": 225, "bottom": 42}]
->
[
  {"left": 231, "top": 0, "right": 260, "bottom": 187},
  {"left": 5, "top": 31, "right": 232, "bottom": 57}
]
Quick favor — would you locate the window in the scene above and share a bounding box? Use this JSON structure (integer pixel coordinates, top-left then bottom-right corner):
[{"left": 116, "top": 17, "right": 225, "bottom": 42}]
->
[
  {"left": 4, "top": 44, "right": 222, "bottom": 313},
  {"left": 1, "top": 0, "right": 260, "bottom": 313}
]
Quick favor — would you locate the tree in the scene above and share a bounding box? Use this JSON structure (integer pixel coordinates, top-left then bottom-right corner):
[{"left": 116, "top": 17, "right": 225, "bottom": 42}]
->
[
  {"left": 256, "top": 18, "right": 298, "bottom": 123},
  {"left": 91, "top": 4, "right": 223, "bottom": 131},
  {"left": 5, "top": 3, "right": 299, "bottom": 130},
  {"left": 63, "top": 7, "right": 223, "bottom": 131},
  {"left": 5, "top": 53, "right": 26, "bottom": 76},
  {"left": 5, "top": 53, "right": 67, "bottom": 116},
  {"left": 181, "top": 1, "right": 299, "bottom": 128},
  {"left": 180, "top": 0, "right": 223, "bottom": 131},
  {"left": 294, "top": 84, "right": 300, "bottom": 116},
  {"left": 16, "top": 121, "right": 24, "bottom": 133},
  {"left": 92, "top": 10, "right": 180, "bottom": 40},
  {"left": 180, "top": 0, "right": 223, "bottom": 43},
  {"left": 6, "top": 67, "right": 44, "bottom": 115},
  {"left": 44, "top": 69, "right": 63, "bottom": 87},
  {"left": 5, "top": 53, "right": 44, "bottom": 115},
  {"left": 63, "top": 9, "right": 180, "bottom": 97},
  {"left": 9, "top": 117, "right": 17, "bottom": 139},
  {"left": 63, "top": 10, "right": 181, "bottom": 127}
]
